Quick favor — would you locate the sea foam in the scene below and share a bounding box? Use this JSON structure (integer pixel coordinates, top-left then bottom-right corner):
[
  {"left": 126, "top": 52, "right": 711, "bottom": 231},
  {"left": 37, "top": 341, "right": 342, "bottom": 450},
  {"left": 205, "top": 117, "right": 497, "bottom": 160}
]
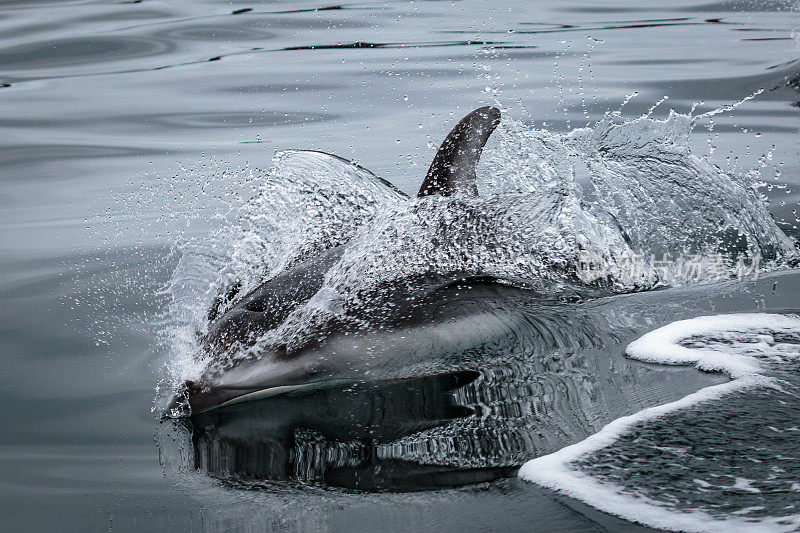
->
[{"left": 519, "top": 313, "right": 800, "bottom": 533}]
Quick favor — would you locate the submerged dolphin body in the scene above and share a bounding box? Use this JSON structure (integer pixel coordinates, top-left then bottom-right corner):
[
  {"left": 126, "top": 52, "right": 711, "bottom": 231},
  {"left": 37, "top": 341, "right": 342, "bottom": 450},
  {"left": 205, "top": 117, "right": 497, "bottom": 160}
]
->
[{"left": 179, "top": 106, "right": 533, "bottom": 413}]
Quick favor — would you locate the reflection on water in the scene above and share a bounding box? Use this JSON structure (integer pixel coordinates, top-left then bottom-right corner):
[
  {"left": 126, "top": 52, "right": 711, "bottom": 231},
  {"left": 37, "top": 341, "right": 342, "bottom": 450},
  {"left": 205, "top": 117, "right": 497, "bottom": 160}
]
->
[{"left": 189, "top": 371, "right": 487, "bottom": 490}]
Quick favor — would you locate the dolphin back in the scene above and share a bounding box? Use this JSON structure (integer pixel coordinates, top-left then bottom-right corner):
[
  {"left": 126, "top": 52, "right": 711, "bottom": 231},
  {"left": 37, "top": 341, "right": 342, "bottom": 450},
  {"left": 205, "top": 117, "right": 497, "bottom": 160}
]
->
[{"left": 417, "top": 106, "right": 501, "bottom": 197}]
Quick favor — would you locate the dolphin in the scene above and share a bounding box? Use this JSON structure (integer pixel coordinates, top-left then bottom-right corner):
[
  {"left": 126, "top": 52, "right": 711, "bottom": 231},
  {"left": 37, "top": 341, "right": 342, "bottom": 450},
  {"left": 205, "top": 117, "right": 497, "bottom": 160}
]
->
[
  {"left": 168, "top": 284, "right": 732, "bottom": 489},
  {"left": 176, "top": 106, "right": 618, "bottom": 415}
]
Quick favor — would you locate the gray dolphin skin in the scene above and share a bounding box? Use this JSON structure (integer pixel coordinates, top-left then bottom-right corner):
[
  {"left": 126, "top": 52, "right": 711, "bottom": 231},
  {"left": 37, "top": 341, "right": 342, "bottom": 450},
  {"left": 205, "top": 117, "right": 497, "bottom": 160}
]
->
[
  {"left": 418, "top": 105, "right": 501, "bottom": 197},
  {"left": 182, "top": 106, "right": 503, "bottom": 414}
]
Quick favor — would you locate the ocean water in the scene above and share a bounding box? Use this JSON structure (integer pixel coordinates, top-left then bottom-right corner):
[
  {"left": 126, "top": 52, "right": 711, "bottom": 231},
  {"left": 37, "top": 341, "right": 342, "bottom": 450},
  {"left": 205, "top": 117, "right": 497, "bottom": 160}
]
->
[{"left": 1, "top": 0, "right": 799, "bottom": 531}]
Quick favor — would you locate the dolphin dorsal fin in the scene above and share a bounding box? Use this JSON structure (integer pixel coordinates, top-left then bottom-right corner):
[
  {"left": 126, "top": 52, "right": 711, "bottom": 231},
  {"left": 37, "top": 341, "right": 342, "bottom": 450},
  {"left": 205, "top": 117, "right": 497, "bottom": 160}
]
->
[{"left": 418, "top": 106, "right": 501, "bottom": 197}]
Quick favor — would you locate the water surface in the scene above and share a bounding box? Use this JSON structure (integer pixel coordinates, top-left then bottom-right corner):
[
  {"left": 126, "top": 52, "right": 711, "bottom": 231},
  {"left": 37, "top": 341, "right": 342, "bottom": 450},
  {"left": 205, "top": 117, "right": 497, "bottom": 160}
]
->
[{"left": 1, "top": 0, "right": 799, "bottom": 531}]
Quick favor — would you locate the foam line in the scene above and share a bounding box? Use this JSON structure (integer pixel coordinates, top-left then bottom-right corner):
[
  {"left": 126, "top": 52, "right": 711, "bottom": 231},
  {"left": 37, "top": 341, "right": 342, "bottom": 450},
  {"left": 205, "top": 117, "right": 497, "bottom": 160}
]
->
[
  {"left": 626, "top": 313, "right": 800, "bottom": 378},
  {"left": 519, "top": 313, "right": 800, "bottom": 533}
]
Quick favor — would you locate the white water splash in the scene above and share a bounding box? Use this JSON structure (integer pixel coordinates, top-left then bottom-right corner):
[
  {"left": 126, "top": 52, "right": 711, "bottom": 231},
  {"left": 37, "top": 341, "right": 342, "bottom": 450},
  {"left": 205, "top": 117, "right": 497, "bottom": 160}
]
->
[{"left": 163, "top": 104, "right": 798, "bottom": 389}]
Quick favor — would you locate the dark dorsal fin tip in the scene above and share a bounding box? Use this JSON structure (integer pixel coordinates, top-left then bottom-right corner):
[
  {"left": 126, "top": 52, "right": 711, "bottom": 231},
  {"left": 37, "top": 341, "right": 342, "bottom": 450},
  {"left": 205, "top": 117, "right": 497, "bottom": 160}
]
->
[{"left": 418, "top": 106, "right": 501, "bottom": 198}]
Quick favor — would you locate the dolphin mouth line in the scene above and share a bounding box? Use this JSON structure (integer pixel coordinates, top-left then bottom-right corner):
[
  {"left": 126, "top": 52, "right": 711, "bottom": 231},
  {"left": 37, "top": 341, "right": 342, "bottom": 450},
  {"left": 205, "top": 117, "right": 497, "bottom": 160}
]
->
[{"left": 192, "top": 378, "right": 354, "bottom": 414}]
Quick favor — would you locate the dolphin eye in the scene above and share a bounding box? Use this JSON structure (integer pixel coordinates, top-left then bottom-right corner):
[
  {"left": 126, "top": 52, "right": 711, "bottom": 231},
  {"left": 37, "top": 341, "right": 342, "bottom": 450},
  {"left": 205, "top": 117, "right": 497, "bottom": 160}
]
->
[{"left": 207, "top": 280, "right": 243, "bottom": 321}]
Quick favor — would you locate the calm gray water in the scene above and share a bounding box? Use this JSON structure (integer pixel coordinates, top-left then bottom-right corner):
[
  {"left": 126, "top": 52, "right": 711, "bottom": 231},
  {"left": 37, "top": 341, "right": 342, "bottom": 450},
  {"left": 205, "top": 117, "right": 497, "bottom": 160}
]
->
[{"left": 1, "top": 1, "right": 799, "bottom": 531}]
